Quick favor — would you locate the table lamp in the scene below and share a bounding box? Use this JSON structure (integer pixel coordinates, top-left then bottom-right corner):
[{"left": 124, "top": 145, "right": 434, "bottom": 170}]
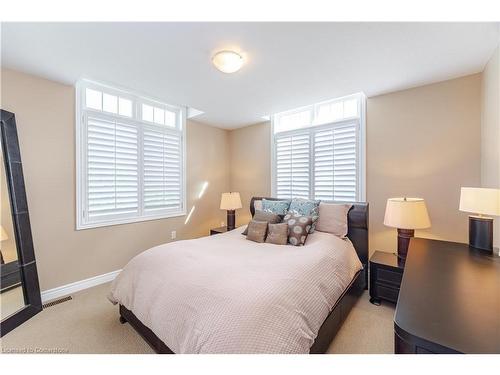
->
[
  {"left": 459, "top": 187, "right": 500, "bottom": 253},
  {"left": 384, "top": 197, "right": 431, "bottom": 261},
  {"left": 220, "top": 192, "right": 242, "bottom": 231}
]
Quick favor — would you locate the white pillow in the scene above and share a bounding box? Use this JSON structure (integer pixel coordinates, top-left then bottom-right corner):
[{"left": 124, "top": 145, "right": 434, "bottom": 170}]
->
[
  {"left": 315, "top": 203, "right": 352, "bottom": 238},
  {"left": 253, "top": 199, "right": 262, "bottom": 212}
]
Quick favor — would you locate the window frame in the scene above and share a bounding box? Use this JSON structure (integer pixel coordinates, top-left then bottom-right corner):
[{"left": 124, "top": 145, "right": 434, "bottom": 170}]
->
[
  {"left": 271, "top": 93, "right": 366, "bottom": 202},
  {"left": 76, "top": 79, "right": 187, "bottom": 230}
]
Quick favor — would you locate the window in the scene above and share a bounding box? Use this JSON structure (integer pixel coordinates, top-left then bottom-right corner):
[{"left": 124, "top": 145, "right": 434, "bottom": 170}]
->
[
  {"left": 76, "top": 80, "right": 186, "bottom": 229},
  {"left": 272, "top": 93, "right": 366, "bottom": 202}
]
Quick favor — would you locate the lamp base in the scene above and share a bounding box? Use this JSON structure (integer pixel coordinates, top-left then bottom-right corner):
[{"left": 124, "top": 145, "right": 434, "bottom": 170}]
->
[
  {"left": 397, "top": 228, "right": 415, "bottom": 261},
  {"left": 226, "top": 210, "right": 236, "bottom": 231},
  {"left": 469, "top": 216, "right": 493, "bottom": 253}
]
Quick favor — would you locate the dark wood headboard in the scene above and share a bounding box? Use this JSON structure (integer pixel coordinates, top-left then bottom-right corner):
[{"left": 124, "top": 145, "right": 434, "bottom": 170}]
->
[{"left": 249, "top": 197, "right": 369, "bottom": 286}]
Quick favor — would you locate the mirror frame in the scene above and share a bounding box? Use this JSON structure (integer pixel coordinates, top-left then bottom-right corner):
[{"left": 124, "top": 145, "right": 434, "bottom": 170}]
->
[{"left": 0, "top": 109, "right": 42, "bottom": 337}]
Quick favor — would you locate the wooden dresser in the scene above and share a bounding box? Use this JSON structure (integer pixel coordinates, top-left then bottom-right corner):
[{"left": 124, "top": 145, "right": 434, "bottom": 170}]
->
[{"left": 394, "top": 238, "right": 500, "bottom": 354}]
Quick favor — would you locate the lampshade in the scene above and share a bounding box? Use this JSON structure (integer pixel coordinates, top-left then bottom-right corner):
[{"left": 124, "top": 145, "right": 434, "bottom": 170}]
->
[
  {"left": 220, "top": 192, "right": 242, "bottom": 210},
  {"left": 212, "top": 51, "right": 244, "bottom": 73},
  {"left": 459, "top": 187, "right": 500, "bottom": 216},
  {"left": 0, "top": 225, "right": 9, "bottom": 241},
  {"left": 384, "top": 197, "right": 431, "bottom": 230}
]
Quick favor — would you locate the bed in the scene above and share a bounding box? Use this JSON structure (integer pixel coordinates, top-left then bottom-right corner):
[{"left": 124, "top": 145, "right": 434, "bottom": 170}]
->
[{"left": 110, "top": 197, "right": 368, "bottom": 354}]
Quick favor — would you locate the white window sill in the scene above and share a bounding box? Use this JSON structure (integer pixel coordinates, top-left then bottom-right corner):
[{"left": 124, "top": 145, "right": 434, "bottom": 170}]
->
[{"left": 76, "top": 211, "right": 187, "bottom": 231}]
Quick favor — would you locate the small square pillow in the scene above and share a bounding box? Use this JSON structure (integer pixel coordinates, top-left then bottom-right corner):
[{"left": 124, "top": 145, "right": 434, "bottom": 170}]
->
[
  {"left": 315, "top": 203, "right": 352, "bottom": 238},
  {"left": 246, "top": 220, "right": 268, "bottom": 243},
  {"left": 265, "top": 223, "right": 289, "bottom": 245},
  {"left": 288, "top": 198, "right": 320, "bottom": 233},
  {"left": 242, "top": 210, "right": 281, "bottom": 235},
  {"left": 283, "top": 212, "right": 313, "bottom": 246},
  {"left": 262, "top": 199, "right": 291, "bottom": 216}
]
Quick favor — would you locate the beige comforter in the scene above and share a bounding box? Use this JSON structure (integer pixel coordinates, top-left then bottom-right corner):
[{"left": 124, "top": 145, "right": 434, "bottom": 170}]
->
[{"left": 108, "top": 226, "right": 362, "bottom": 354}]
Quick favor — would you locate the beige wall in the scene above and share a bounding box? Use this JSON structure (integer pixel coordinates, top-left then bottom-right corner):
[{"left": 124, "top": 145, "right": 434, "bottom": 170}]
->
[
  {"left": 1, "top": 68, "right": 229, "bottom": 290},
  {"left": 229, "top": 75, "right": 482, "bottom": 254},
  {"left": 228, "top": 121, "right": 271, "bottom": 226},
  {"left": 0, "top": 67, "right": 487, "bottom": 291},
  {"left": 481, "top": 45, "right": 500, "bottom": 247},
  {"left": 367, "top": 74, "right": 481, "bottom": 252}
]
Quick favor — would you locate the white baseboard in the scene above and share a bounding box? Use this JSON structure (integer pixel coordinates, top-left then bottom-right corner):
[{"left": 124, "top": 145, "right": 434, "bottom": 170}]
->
[{"left": 41, "top": 269, "right": 121, "bottom": 303}]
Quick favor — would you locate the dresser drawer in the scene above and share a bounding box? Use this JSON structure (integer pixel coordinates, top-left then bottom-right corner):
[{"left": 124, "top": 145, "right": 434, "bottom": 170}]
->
[
  {"left": 376, "top": 267, "right": 403, "bottom": 286},
  {"left": 373, "top": 283, "right": 400, "bottom": 304},
  {"left": 416, "top": 346, "right": 435, "bottom": 354}
]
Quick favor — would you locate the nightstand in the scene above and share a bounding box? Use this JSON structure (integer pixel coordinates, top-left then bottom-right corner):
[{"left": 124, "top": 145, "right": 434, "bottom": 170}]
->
[
  {"left": 210, "top": 226, "right": 229, "bottom": 236},
  {"left": 369, "top": 251, "right": 404, "bottom": 306}
]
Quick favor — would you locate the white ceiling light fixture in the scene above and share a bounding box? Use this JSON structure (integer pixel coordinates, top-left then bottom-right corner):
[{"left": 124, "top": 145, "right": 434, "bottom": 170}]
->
[{"left": 212, "top": 50, "right": 244, "bottom": 73}]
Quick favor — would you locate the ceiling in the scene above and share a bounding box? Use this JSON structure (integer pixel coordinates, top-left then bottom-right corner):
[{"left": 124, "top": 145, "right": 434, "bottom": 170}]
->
[{"left": 1, "top": 22, "right": 499, "bottom": 129}]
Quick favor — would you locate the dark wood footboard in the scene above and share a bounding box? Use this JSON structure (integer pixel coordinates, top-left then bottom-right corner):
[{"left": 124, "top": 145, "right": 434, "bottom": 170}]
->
[
  {"left": 119, "top": 304, "right": 173, "bottom": 354},
  {"left": 309, "top": 269, "right": 365, "bottom": 353}
]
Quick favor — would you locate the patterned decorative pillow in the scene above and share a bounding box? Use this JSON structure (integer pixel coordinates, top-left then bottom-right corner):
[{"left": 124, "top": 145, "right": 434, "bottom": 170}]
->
[
  {"left": 246, "top": 220, "right": 268, "bottom": 243},
  {"left": 288, "top": 198, "right": 320, "bottom": 233},
  {"left": 242, "top": 210, "right": 281, "bottom": 235},
  {"left": 283, "top": 212, "right": 313, "bottom": 246},
  {"left": 265, "top": 223, "right": 289, "bottom": 245},
  {"left": 262, "top": 199, "right": 291, "bottom": 216}
]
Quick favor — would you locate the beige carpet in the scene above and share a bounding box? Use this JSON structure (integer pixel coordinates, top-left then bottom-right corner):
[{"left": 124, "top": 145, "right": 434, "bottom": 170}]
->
[{"left": 1, "top": 282, "right": 394, "bottom": 354}]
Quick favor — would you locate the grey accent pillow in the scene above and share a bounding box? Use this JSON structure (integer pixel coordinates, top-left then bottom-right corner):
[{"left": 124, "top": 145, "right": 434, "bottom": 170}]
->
[
  {"left": 265, "top": 223, "right": 289, "bottom": 245},
  {"left": 261, "top": 199, "right": 291, "bottom": 215},
  {"left": 242, "top": 210, "right": 281, "bottom": 235},
  {"left": 246, "top": 220, "right": 268, "bottom": 243},
  {"left": 283, "top": 212, "right": 313, "bottom": 246}
]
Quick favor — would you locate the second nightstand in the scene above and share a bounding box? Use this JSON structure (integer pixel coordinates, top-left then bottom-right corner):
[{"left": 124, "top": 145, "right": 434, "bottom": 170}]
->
[
  {"left": 369, "top": 251, "right": 404, "bottom": 306},
  {"left": 210, "top": 226, "right": 229, "bottom": 236}
]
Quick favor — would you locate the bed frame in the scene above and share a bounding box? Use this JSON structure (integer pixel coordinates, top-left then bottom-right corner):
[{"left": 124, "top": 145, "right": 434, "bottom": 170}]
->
[{"left": 119, "top": 197, "right": 369, "bottom": 354}]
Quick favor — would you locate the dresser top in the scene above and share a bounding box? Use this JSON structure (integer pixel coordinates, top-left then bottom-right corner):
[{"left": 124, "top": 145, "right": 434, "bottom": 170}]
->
[{"left": 394, "top": 238, "right": 500, "bottom": 353}]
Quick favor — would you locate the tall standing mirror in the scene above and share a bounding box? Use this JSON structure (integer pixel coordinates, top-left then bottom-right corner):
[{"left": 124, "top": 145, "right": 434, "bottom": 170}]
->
[{"left": 0, "top": 109, "right": 42, "bottom": 337}]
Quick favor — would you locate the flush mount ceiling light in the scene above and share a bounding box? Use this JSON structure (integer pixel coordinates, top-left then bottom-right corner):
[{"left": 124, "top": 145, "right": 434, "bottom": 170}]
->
[{"left": 212, "top": 50, "right": 244, "bottom": 73}]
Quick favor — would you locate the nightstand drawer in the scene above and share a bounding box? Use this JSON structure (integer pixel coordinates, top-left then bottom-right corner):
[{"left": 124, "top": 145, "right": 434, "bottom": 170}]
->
[
  {"left": 373, "top": 284, "right": 400, "bottom": 303},
  {"left": 377, "top": 267, "right": 403, "bottom": 286},
  {"left": 369, "top": 251, "right": 404, "bottom": 305}
]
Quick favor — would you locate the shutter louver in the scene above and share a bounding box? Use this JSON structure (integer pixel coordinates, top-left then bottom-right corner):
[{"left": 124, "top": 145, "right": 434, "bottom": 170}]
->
[
  {"left": 313, "top": 123, "right": 357, "bottom": 201},
  {"left": 143, "top": 126, "right": 183, "bottom": 213},
  {"left": 86, "top": 117, "right": 139, "bottom": 219},
  {"left": 275, "top": 133, "right": 310, "bottom": 199}
]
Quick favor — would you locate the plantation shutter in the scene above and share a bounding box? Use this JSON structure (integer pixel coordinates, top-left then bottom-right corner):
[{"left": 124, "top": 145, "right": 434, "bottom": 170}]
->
[
  {"left": 313, "top": 123, "right": 358, "bottom": 201},
  {"left": 143, "top": 126, "right": 183, "bottom": 213},
  {"left": 275, "top": 132, "right": 310, "bottom": 199},
  {"left": 86, "top": 116, "right": 139, "bottom": 220},
  {"left": 272, "top": 94, "right": 364, "bottom": 203},
  {"left": 78, "top": 81, "right": 186, "bottom": 229}
]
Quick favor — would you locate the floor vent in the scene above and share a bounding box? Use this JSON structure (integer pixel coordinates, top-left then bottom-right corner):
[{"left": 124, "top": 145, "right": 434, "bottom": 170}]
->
[{"left": 42, "top": 295, "right": 73, "bottom": 309}]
